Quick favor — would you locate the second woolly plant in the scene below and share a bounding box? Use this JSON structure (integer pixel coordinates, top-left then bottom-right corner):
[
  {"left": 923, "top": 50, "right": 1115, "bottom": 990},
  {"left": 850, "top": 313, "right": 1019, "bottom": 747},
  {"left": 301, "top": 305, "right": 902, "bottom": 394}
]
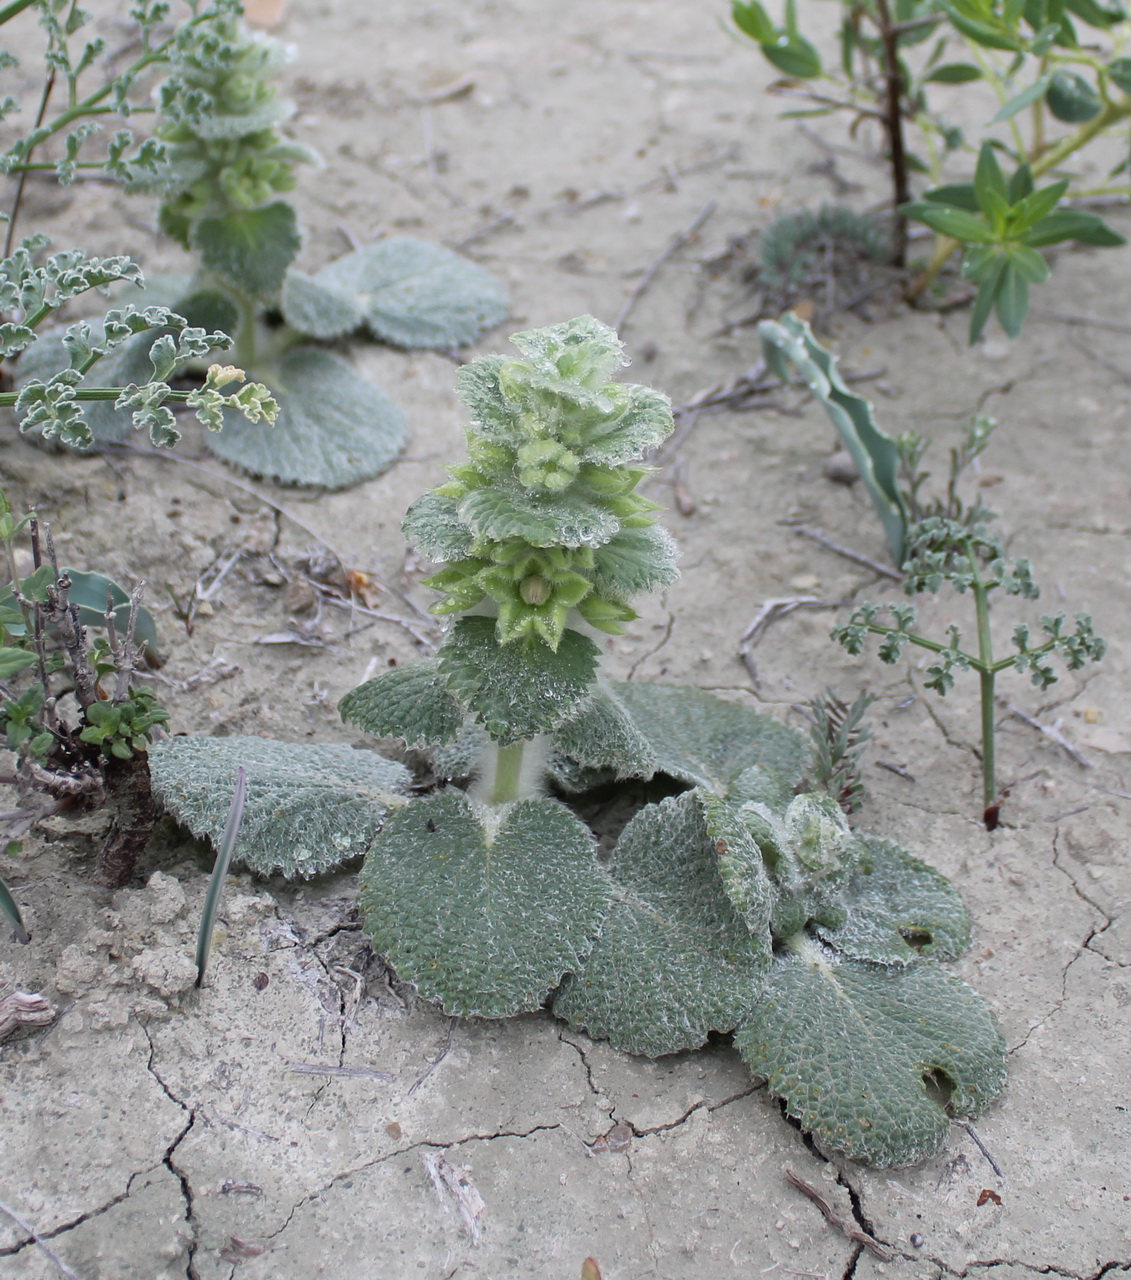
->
[{"left": 151, "top": 315, "right": 1006, "bottom": 1169}]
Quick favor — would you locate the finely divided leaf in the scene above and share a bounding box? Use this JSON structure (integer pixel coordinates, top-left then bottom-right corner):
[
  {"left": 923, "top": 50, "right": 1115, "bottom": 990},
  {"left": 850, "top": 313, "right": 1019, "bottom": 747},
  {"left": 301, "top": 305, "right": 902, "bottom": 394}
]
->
[
  {"left": 551, "top": 684, "right": 658, "bottom": 780},
  {"left": 735, "top": 941, "right": 1006, "bottom": 1166},
  {"left": 340, "top": 659, "right": 465, "bottom": 747},
  {"left": 206, "top": 347, "right": 407, "bottom": 488},
  {"left": 315, "top": 237, "right": 509, "bottom": 349},
  {"left": 553, "top": 790, "right": 772, "bottom": 1057},
  {"left": 612, "top": 683, "right": 808, "bottom": 795},
  {"left": 359, "top": 790, "right": 608, "bottom": 1017},
  {"left": 815, "top": 837, "right": 970, "bottom": 964},
  {"left": 438, "top": 617, "right": 600, "bottom": 744},
  {"left": 150, "top": 736, "right": 411, "bottom": 878}
]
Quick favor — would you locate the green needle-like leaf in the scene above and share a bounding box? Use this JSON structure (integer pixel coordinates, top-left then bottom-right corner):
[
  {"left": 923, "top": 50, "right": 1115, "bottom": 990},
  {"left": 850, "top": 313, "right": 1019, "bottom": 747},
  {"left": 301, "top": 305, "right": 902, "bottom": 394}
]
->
[
  {"left": 553, "top": 790, "right": 772, "bottom": 1056},
  {"left": 360, "top": 790, "right": 609, "bottom": 1017},
  {"left": 0, "top": 869, "right": 30, "bottom": 944},
  {"left": 195, "top": 765, "right": 247, "bottom": 988},
  {"left": 736, "top": 940, "right": 1006, "bottom": 1165},
  {"left": 151, "top": 736, "right": 410, "bottom": 878},
  {"left": 815, "top": 837, "right": 971, "bottom": 964}
]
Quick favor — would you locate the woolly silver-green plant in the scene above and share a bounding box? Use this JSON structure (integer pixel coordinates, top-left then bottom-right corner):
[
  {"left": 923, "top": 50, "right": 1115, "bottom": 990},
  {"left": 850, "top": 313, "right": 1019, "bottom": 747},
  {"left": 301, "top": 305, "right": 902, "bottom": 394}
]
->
[
  {"left": 152, "top": 315, "right": 1007, "bottom": 1168},
  {"left": 85, "top": 6, "right": 509, "bottom": 487}
]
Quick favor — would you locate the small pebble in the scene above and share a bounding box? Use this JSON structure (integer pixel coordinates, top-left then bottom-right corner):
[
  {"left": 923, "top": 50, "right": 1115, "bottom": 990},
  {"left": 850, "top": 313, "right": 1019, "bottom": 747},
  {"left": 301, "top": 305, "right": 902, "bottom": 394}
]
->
[
  {"left": 910, "top": 1233, "right": 925, "bottom": 1248},
  {"left": 824, "top": 449, "right": 858, "bottom": 485}
]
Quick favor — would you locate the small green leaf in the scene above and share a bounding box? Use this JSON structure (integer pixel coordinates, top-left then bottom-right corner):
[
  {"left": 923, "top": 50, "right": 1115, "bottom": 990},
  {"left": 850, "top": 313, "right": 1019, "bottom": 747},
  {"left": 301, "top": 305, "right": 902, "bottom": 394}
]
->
[
  {"left": 990, "top": 73, "right": 1052, "bottom": 121},
  {"left": 339, "top": 659, "right": 465, "bottom": 748},
  {"left": 733, "top": 0, "right": 778, "bottom": 42},
  {"left": 150, "top": 736, "right": 411, "bottom": 878},
  {"left": 612, "top": 682, "right": 809, "bottom": 795},
  {"left": 313, "top": 237, "right": 509, "bottom": 349},
  {"left": 762, "top": 34, "right": 823, "bottom": 78},
  {"left": 192, "top": 201, "right": 301, "bottom": 300},
  {"left": 904, "top": 202, "right": 996, "bottom": 243},
  {"left": 1020, "top": 209, "right": 1127, "bottom": 247},
  {"left": 922, "top": 182, "right": 979, "bottom": 211},
  {"left": 402, "top": 491, "right": 475, "bottom": 562},
  {"left": 0, "top": 647, "right": 37, "bottom": 678},
  {"left": 553, "top": 790, "right": 772, "bottom": 1056},
  {"left": 815, "top": 837, "right": 971, "bottom": 964},
  {"left": 1046, "top": 69, "right": 1102, "bottom": 120},
  {"left": 1108, "top": 57, "right": 1131, "bottom": 95},
  {"left": 735, "top": 941, "right": 1007, "bottom": 1165},
  {"left": 205, "top": 347, "right": 408, "bottom": 489},
  {"left": 360, "top": 790, "right": 609, "bottom": 1017},
  {"left": 437, "top": 617, "right": 600, "bottom": 744},
  {"left": 995, "top": 261, "right": 1030, "bottom": 336},
  {"left": 923, "top": 62, "right": 983, "bottom": 83},
  {"left": 1065, "top": 0, "right": 1126, "bottom": 26}
]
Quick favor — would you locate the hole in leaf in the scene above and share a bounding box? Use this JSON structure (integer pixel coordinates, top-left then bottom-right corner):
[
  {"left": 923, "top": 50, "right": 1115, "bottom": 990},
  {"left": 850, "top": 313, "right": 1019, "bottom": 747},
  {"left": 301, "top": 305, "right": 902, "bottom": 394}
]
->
[
  {"left": 922, "top": 1068, "right": 956, "bottom": 1112},
  {"left": 899, "top": 926, "right": 933, "bottom": 951}
]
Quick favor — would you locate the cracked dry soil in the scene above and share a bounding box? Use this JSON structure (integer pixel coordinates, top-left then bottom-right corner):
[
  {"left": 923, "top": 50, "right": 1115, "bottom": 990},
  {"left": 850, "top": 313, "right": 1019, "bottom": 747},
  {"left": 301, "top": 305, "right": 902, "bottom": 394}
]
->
[{"left": 2, "top": 0, "right": 1131, "bottom": 1276}]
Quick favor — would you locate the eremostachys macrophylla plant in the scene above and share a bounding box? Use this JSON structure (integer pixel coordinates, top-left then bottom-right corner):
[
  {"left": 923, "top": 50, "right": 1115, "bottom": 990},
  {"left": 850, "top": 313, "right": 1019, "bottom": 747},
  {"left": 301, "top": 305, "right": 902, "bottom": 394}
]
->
[{"left": 151, "top": 316, "right": 1007, "bottom": 1168}]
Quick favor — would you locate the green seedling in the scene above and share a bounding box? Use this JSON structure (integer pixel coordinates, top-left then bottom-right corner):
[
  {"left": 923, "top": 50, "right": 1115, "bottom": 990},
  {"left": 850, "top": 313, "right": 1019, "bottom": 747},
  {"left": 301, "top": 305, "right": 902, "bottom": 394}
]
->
[
  {"left": 152, "top": 315, "right": 1006, "bottom": 1167},
  {"left": 730, "top": 0, "right": 1129, "bottom": 338},
  {"left": 904, "top": 142, "right": 1125, "bottom": 341},
  {"left": 0, "top": 488, "right": 170, "bottom": 885},
  {"left": 834, "top": 518, "right": 1104, "bottom": 828},
  {"left": 0, "top": 868, "right": 29, "bottom": 944},
  {"left": 52, "top": 3, "right": 508, "bottom": 487},
  {"left": 0, "top": 3, "right": 279, "bottom": 447}
]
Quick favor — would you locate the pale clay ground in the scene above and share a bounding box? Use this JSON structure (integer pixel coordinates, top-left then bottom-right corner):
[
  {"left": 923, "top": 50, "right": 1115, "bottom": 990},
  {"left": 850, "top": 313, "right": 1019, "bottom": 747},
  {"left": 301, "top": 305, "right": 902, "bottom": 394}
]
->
[{"left": 1, "top": 1, "right": 1130, "bottom": 1277}]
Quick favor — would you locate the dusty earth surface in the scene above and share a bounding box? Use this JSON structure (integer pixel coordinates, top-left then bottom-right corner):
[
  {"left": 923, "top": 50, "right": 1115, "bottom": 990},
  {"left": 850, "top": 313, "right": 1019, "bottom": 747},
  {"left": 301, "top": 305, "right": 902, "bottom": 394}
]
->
[{"left": 2, "top": 0, "right": 1131, "bottom": 1277}]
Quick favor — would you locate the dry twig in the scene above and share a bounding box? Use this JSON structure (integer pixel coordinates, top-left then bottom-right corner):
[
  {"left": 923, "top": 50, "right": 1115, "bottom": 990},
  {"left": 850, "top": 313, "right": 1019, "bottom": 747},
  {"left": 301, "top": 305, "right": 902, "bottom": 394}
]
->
[
  {"left": 1004, "top": 703, "right": 1091, "bottom": 768},
  {"left": 784, "top": 1169, "right": 892, "bottom": 1261},
  {"left": 614, "top": 201, "right": 717, "bottom": 333}
]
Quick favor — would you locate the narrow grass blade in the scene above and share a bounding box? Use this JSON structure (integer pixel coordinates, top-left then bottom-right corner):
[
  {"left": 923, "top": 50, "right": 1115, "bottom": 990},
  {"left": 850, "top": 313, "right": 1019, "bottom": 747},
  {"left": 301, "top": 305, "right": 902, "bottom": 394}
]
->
[
  {"left": 195, "top": 765, "right": 247, "bottom": 988},
  {"left": 0, "top": 870, "right": 30, "bottom": 944}
]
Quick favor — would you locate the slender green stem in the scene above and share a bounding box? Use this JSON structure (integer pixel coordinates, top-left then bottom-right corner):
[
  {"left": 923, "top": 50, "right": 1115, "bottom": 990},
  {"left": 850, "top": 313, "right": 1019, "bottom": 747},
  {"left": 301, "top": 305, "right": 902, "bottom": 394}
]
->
[
  {"left": 969, "top": 552, "right": 997, "bottom": 815},
  {"left": 0, "top": 387, "right": 200, "bottom": 406},
  {"left": 488, "top": 741, "right": 525, "bottom": 806},
  {"left": 0, "top": 0, "right": 36, "bottom": 26},
  {"left": 1031, "top": 97, "right": 1131, "bottom": 179}
]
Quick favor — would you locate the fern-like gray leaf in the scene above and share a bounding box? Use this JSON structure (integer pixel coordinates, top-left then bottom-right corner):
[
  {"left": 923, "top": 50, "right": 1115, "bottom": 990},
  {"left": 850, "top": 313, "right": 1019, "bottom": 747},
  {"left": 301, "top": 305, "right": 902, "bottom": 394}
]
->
[
  {"left": 314, "top": 237, "right": 509, "bottom": 349},
  {"left": 339, "top": 660, "right": 465, "bottom": 748},
  {"left": 612, "top": 683, "right": 809, "bottom": 796},
  {"left": 735, "top": 940, "right": 1006, "bottom": 1166},
  {"left": 206, "top": 347, "right": 407, "bottom": 488},
  {"left": 553, "top": 790, "right": 771, "bottom": 1057},
  {"left": 150, "top": 736, "right": 411, "bottom": 878},
  {"left": 359, "top": 789, "right": 609, "bottom": 1017},
  {"left": 815, "top": 837, "right": 971, "bottom": 965},
  {"left": 438, "top": 617, "right": 600, "bottom": 744}
]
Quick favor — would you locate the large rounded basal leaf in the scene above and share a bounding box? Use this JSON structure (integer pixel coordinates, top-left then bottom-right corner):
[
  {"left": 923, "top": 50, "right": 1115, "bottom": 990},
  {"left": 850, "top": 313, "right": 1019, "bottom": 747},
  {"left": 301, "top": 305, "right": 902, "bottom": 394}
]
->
[
  {"left": 339, "top": 659, "right": 465, "bottom": 748},
  {"left": 815, "top": 836, "right": 970, "bottom": 965},
  {"left": 437, "top": 617, "right": 600, "bottom": 745},
  {"left": 359, "top": 789, "right": 609, "bottom": 1017},
  {"left": 280, "top": 269, "right": 363, "bottom": 340},
  {"left": 553, "top": 790, "right": 772, "bottom": 1057},
  {"left": 206, "top": 346, "right": 407, "bottom": 488},
  {"left": 315, "top": 236, "right": 509, "bottom": 349},
  {"left": 192, "top": 201, "right": 301, "bottom": 300},
  {"left": 735, "top": 940, "right": 1006, "bottom": 1166},
  {"left": 611, "top": 683, "right": 808, "bottom": 796},
  {"left": 459, "top": 484, "right": 619, "bottom": 550},
  {"left": 150, "top": 736, "right": 411, "bottom": 878},
  {"left": 551, "top": 684, "right": 658, "bottom": 780}
]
